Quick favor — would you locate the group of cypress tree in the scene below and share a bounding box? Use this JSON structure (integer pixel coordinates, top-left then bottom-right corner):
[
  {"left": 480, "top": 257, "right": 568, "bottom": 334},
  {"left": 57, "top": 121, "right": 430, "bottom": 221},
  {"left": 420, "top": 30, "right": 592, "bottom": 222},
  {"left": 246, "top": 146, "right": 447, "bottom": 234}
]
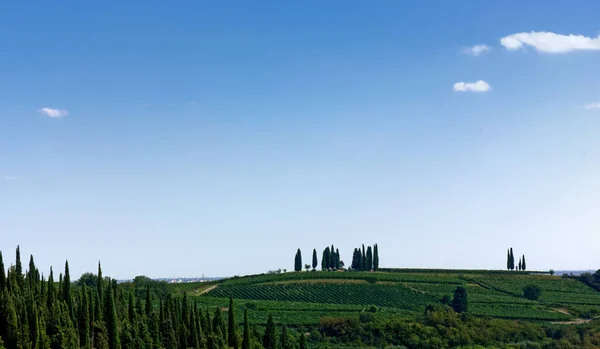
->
[
  {"left": 506, "top": 248, "right": 526, "bottom": 271},
  {"left": 350, "top": 244, "right": 379, "bottom": 271},
  {"left": 294, "top": 246, "right": 343, "bottom": 272},
  {"left": 320, "top": 245, "right": 341, "bottom": 271},
  {"left": 0, "top": 246, "right": 300, "bottom": 349}
]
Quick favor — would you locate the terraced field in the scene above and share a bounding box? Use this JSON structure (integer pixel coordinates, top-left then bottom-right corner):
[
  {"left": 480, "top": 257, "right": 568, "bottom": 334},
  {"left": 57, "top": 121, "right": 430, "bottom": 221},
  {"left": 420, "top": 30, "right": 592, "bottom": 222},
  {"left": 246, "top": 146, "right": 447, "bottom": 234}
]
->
[{"left": 177, "top": 270, "right": 600, "bottom": 325}]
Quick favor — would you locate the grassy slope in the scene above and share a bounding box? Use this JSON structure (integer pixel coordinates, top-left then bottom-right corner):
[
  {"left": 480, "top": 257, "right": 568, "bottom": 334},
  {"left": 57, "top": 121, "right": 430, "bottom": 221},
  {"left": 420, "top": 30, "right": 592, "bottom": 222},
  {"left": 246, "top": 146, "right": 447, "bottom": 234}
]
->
[{"left": 170, "top": 270, "right": 600, "bottom": 325}]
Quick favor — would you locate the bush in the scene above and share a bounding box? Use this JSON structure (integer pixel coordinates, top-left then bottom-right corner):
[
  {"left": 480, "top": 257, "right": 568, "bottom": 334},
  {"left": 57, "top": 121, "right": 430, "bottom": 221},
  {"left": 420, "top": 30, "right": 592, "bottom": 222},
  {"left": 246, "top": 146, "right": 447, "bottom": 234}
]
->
[
  {"left": 368, "top": 305, "right": 378, "bottom": 313},
  {"left": 523, "top": 285, "right": 542, "bottom": 300}
]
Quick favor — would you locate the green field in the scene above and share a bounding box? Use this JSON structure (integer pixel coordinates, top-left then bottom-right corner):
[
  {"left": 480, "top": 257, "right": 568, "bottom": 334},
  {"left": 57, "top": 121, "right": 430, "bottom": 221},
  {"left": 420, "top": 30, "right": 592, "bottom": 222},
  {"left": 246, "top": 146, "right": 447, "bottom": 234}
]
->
[{"left": 173, "top": 270, "right": 600, "bottom": 325}]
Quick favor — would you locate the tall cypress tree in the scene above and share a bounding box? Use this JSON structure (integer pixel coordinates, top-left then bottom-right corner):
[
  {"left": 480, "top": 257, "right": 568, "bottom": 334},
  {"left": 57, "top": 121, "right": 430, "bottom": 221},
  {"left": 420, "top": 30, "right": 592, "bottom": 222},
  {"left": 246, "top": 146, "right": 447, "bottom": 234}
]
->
[
  {"left": 373, "top": 244, "right": 379, "bottom": 271},
  {"left": 294, "top": 249, "right": 302, "bottom": 272},
  {"left": 518, "top": 258, "right": 522, "bottom": 271},
  {"left": 361, "top": 244, "right": 366, "bottom": 271},
  {"left": 299, "top": 332, "right": 307, "bottom": 349},
  {"left": 507, "top": 249, "right": 510, "bottom": 270},
  {"left": 47, "top": 267, "right": 55, "bottom": 308},
  {"left": 64, "top": 260, "right": 72, "bottom": 311},
  {"left": 228, "top": 297, "right": 239, "bottom": 349},
  {"left": 242, "top": 308, "right": 250, "bottom": 349},
  {"left": 28, "top": 293, "right": 40, "bottom": 349},
  {"left": 15, "top": 246, "right": 22, "bottom": 280},
  {"left": 0, "top": 251, "right": 5, "bottom": 291},
  {"left": 312, "top": 249, "right": 318, "bottom": 270},
  {"left": 509, "top": 248, "right": 515, "bottom": 270},
  {"left": 97, "top": 261, "right": 104, "bottom": 318},
  {"left": 366, "top": 246, "right": 373, "bottom": 271},
  {"left": 262, "top": 314, "right": 277, "bottom": 349},
  {"left": 330, "top": 245, "right": 335, "bottom": 268},
  {"left": 321, "top": 249, "right": 328, "bottom": 270},
  {"left": 280, "top": 325, "right": 292, "bottom": 349},
  {"left": 106, "top": 283, "right": 121, "bottom": 349},
  {"left": 522, "top": 255, "right": 526, "bottom": 271},
  {"left": 80, "top": 285, "right": 91, "bottom": 349},
  {"left": 335, "top": 248, "right": 340, "bottom": 269}
]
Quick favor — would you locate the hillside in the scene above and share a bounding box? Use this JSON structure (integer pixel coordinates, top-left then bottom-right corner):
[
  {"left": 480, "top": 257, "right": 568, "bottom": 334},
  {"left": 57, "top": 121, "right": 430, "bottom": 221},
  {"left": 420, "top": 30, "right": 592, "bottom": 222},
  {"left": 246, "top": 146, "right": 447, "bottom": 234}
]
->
[{"left": 171, "top": 269, "right": 600, "bottom": 325}]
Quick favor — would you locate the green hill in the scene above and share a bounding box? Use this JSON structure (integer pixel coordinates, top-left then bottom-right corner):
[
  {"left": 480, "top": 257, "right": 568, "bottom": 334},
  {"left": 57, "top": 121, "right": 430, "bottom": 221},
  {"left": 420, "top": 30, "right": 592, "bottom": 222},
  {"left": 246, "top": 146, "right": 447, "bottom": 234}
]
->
[{"left": 171, "top": 270, "right": 600, "bottom": 325}]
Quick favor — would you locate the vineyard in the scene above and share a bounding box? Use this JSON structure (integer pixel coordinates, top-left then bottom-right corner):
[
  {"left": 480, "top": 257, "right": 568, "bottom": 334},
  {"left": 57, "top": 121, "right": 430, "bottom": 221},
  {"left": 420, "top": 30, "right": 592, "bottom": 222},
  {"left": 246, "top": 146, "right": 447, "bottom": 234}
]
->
[
  {"left": 204, "top": 283, "right": 438, "bottom": 309},
  {"left": 174, "top": 269, "right": 600, "bottom": 325}
]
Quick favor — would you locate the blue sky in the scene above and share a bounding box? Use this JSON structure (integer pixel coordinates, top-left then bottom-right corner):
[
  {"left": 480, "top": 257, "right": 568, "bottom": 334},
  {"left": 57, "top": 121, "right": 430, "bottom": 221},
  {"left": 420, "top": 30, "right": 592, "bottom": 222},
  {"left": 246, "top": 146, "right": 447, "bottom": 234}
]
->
[{"left": 1, "top": 2, "right": 599, "bottom": 279}]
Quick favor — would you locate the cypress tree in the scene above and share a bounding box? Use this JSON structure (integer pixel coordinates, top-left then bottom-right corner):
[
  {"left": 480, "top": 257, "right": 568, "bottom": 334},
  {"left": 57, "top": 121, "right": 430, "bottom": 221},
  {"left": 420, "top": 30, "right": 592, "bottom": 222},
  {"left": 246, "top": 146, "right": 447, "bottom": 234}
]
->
[
  {"left": 242, "top": 308, "right": 250, "bottom": 349},
  {"left": 58, "top": 273, "right": 63, "bottom": 301},
  {"left": 64, "top": 260, "right": 72, "bottom": 310},
  {"left": 80, "top": 285, "right": 91, "bottom": 349},
  {"left": 362, "top": 244, "right": 366, "bottom": 271},
  {"left": 28, "top": 293, "right": 40, "bottom": 349},
  {"left": 281, "top": 325, "right": 293, "bottom": 349},
  {"left": 518, "top": 258, "right": 522, "bottom": 271},
  {"left": 0, "top": 251, "right": 5, "bottom": 291},
  {"left": 27, "top": 255, "right": 36, "bottom": 291},
  {"left": 97, "top": 261, "right": 103, "bottom": 318},
  {"left": 312, "top": 249, "right": 318, "bottom": 270},
  {"left": 47, "top": 267, "right": 55, "bottom": 308},
  {"left": 373, "top": 244, "right": 379, "bottom": 271},
  {"left": 510, "top": 248, "right": 515, "bottom": 270},
  {"left": 15, "top": 246, "right": 22, "bottom": 280},
  {"left": 262, "top": 314, "right": 277, "bottom": 349},
  {"left": 522, "top": 255, "right": 526, "bottom": 271},
  {"left": 213, "top": 307, "right": 226, "bottom": 342},
  {"left": 299, "top": 332, "right": 307, "bottom": 349},
  {"left": 335, "top": 248, "right": 340, "bottom": 269},
  {"left": 452, "top": 286, "right": 468, "bottom": 313},
  {"left": 228, "top": 298, "right": 239, "bottom": 349},
  {"left": 329, "top": 245, "right": 335, "bottom": 268},
  {"left": 106, "top": 283, "right": 121, "bottom": 349},
  {"left": 294, "top": 249, "right": 302, "bottom": 272},
  {"left": 128, "top": 292, "right": 136, "bottom": 323},
  {"left": 321, "top": 249, "right": 327, "bottom": 270},
  {"left": 145, "top": 288, "right": 152, "bottom": 318},
  {"left": 3, "top": 290, "right": 20, "bottom": 349},
  {"left": 366, "top": 246, "right": 373, "bottom": 271},
  {"left": 507, "top": 249, "right": 510, "bottom": 270}
]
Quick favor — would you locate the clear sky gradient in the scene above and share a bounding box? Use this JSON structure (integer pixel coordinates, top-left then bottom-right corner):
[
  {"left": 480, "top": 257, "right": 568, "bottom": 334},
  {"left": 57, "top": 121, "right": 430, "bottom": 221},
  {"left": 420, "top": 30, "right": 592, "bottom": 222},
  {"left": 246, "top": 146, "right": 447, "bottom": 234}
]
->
[{"left": 1, "top": 2, "right": 599, "bottom": 279}]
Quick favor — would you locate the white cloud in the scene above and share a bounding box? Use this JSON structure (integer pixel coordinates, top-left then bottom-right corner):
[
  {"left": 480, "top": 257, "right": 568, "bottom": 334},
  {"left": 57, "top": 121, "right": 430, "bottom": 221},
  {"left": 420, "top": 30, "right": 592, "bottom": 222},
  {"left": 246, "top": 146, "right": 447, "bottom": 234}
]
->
[
  {"left": 3, "top": 176, "right": 17, "bottom": 180},
  {"left": 453, "top": 80, "right": 491, "bottom": 93},
  {"left": 38, "top": 107, "right": 68, "bottom": 118},
  {"left": 463, "top": 44, "right": 491, "bottom": 56},
  {"left": 585, "top": 102, "right": 600, "bottom": 110},
  {"left": 500, "top": 31, "right": 600, "bottom": 53}
]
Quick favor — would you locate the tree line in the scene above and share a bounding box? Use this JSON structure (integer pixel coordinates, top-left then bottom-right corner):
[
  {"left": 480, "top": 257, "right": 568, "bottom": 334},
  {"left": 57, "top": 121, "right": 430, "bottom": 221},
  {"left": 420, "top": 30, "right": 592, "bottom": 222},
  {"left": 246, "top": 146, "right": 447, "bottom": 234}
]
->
[
  {"left": 0, "top": 246, "right": 305, "bottom": 349},
  {"left": 293, "top": 244, "right": 379, "bottom": 272},
  {"left": 506, "top": 247, "right": 526, "bottom": 271}
]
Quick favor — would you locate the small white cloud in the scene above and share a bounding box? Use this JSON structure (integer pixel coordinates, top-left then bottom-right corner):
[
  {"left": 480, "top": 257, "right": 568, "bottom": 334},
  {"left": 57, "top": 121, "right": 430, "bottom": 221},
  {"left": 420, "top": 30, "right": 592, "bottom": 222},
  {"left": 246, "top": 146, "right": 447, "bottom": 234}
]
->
[
  {"left": 38, "top": 107, "right": 68, "bottom": 118},
  {"left": 500, "top": 31, "right": 600, "bottom": 53},
  {"left": 585, "top": 102, "right": 600, "bottom": 110},
  {"left": 3, "top": 176, "right": 17, "bottom": 180},
  {"left": 453, "top": 80, "right": 491, "bottom": 93},
  {"left": 463, "top": 44, "right": 491, "bottom": 56}
]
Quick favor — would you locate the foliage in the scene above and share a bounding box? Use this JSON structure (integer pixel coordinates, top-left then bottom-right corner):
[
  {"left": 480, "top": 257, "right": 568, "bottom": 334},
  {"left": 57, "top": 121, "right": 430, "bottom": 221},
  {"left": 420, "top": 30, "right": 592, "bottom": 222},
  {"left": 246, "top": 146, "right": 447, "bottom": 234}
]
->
[
  {"left": 523, "top": 285, "right": 542, "bottom": 300},
  {"left": 452, "top": 286, "right": 468, "bottom": 313}
]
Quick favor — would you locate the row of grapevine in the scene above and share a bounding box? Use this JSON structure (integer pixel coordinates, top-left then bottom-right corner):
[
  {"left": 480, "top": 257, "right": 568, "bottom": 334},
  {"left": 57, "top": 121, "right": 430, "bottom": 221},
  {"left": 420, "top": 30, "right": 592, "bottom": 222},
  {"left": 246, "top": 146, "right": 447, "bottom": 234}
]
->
[
  {"left": 221, "top": 271, "right": 465, "bottom": 287},
  {"left": 203, "top": 283, "right": 438, "bottom": 310}
]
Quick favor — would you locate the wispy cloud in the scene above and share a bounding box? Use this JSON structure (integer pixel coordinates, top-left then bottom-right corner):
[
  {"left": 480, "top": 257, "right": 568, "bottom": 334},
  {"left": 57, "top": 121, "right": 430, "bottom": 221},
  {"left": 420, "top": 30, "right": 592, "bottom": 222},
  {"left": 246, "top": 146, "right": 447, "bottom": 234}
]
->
[
  {"left": 500, "top": 31, "right": 600, "bottom": 53},
  {"left": 38, "top": 107, "right": 68, "bottom": 118},
  {"left": 3, "top": 176, "right": 18, "bottom": 180},
  {"left": 585, "top": 102, "right": 600, "bottom": 110},
  {"left": 453, "top": 80, "right": 491, "bottom": 93},
  {"left": 463, "top": 44, "right": 491, "bottom": 56}
]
